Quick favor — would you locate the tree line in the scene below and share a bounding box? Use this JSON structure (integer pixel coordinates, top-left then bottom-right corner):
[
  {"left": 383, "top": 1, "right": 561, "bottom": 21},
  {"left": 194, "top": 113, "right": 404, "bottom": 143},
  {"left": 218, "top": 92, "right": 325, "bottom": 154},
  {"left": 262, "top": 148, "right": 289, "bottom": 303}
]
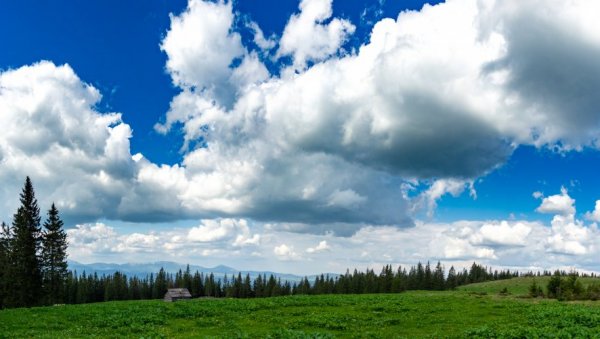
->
[
  {"left": 527, "top": 270, "right": 600, "bottom": 301},
  {"left": 59, "top": 261, "right": 520, "bottom": 304},
  {"left": 0, "top": 177, "right": 68, "bottom": 309}
]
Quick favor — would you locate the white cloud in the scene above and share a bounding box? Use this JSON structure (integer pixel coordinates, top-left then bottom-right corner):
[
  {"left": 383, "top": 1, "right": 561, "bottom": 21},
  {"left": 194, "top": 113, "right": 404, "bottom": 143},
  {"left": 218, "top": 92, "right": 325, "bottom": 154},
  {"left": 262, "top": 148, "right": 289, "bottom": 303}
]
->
[
  {"left": 469, "top": 221, "right": 532, "bottom": 246},
  {"left": 417, "top": 179, "right": 472, "bottom": 217},
  {"left": 186, "top": 219, "right": 260, "bottom": 248},
  {"left": 585, "top": 200, "right": 600, "bottom": 222},
  {"left": 437, "top": 236, "right": 497, "bottom": 260},
  {"left": 306, "top": 240, "right": 330, "bottom": 253},
  {"left": 532, "top": 191, "right": 544, "bottom": 199},
  {"left": 0, "top": 61, "right": 136, "bottom": 224},
  {"left": 277, "top": 0, "right": 355, "bottom": 70},
  {"left": 67, "top": 223, "right": 120, "bottom": 260},
  {"left": 67, "top": 219, "right": 260, "bottom": 264},
  {"left": 51, "top": 0, "right": 600, "bottom": 230},
  {"left": 67, "top": 223, "right": 117, "bottom": 245},
  {"left": 247, "top": 21, "right": 276, "bottom": 51},
  {"left": 233, "top": 233, "right": 261, "bottom": 247},
  {"left": 65, "top": 208, "right": 600, "bottom": 275},
  {"left": 546, "top": 214, "right": 591, "bottom": 255},
  {"left": 188, "top": 219, "right": 250, "bottom": 242},
  {"left": 5, "top": 0, "right": 600, "bottom": 241},
  {"left": 159, "top": 0, "right": 244, "bottom": 101},
  {"left": 536, "top": 187, "right": 575, "bottom": 216},
  {"left": 273, "top": 244, "right": 301, "bottom": 260}
]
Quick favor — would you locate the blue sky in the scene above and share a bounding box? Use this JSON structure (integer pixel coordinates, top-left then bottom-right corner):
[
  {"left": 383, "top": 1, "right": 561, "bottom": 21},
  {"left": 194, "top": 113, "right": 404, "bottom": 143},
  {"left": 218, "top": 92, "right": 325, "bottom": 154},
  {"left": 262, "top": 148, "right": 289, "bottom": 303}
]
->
[
  {"left": 2, "top": 0, "right": 443, "bottom": 166},
  {"left": 1, "top": 0, "right": 600, "bottom": 274}
]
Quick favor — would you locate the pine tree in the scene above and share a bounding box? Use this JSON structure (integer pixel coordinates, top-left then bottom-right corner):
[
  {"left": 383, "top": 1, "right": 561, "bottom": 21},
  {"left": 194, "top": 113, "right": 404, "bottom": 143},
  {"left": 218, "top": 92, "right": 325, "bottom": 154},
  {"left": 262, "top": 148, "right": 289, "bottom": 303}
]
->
[
  {"left": 153, "top": 268, "right": 168, "bottom": 299},
  {"left": 446, "top": 266, "right": 457, "bottom": 290},
  {"left": 41, "top": 203, "right": 68, "bottom": 305},
  {"left": 0, "top": 222, "right": 12, "bottom": 308},
  {"left": 433, "top": 261, "right": 445, "bottom": 291},
  {"left": 10, "top": 177, "right": 43, "bottom": 307},
  {"left": 424, "top": 262, "right": 433, "bottom": 290}
]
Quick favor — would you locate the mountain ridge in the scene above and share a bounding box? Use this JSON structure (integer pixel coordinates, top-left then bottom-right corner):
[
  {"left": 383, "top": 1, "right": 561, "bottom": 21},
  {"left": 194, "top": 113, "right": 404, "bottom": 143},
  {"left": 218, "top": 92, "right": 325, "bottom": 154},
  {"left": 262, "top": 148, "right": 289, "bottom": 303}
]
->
[{"left": 67, "top": 260, "right": 336, "bottom": 282}]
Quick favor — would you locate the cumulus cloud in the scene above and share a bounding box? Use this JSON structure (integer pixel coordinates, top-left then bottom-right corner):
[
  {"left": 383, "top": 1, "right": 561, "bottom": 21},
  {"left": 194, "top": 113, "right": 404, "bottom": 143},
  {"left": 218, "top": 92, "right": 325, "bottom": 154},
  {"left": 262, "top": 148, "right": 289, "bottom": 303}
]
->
[
  {"left": 469, "top": 221, "right": 532, "bottom": 247},
  {"left": 546, "top": 214, "right": 591, "bottom": 255},
  {"left": 536, "top": 187, "right": 575, "bottom": 216},
  {"left": 159, "top": 0, "right": 244, "bottom": 105},
  {"left": 277, "top": 0, "right": 355, "bottom": 70},
  {"left": 187, "top": 218, "right": 259, "bottom": 246},
  {"left": 437, "top": 236, "right": 497, "bottom": 260},
  {"left": 273, "top": 244, "right": 301, "bottom": 261},
  {"left": 532, "top": 191, "right": 544, "bottom": 199},
  {"left": 306, "top": 240, "right": 330, "bottom": 253},
  {"left": 66, "top": 208, "right": 600, "bottom": 275},
  {"left": 247, "top": 21, "right": 276, "bottom": 52},
  {"left": 68, "top": 223, "right": 118, "bottom": 247},
  {"left": 67, "top": 220, "right": 260, "bottom": 264},
  {"left": 5, "top": 0, "right": 600, "bottom": 236},
  {"left": 585, "top": 200, "right": 600, "bottom": 222},
  {"left": 532, "top": 187, "right": 596, "bottom": 256},
  {"left": 416, "top": 179, "right": 474, "bottom": 217},
  {"left": 0, "top": 61, "right": 136, "bottom": 224},
  {"left": 481, "top": 0, "right": 600, "bottom": 149},
  {"left": 147, "top": 0, "right": 600, "bottom": 229}
]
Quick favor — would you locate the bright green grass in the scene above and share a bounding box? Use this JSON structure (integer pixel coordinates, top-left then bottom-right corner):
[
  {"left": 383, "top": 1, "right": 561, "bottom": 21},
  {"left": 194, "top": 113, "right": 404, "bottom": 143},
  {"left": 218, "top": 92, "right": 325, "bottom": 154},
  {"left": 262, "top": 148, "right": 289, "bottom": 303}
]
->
[
  {"left": 1, "top": 289, "right": 600, "bottom": 338},
  {"left": 458, "top": 276, "right": 600, "bottom": 296}
]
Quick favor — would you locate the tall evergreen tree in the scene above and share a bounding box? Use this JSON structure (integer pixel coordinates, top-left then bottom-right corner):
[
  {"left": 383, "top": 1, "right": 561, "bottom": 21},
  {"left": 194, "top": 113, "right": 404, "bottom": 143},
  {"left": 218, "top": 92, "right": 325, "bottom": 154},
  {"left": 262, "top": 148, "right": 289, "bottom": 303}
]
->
[
  {"left": 432, "top": 261, "right": 445, "bottom": 291},
  {"left": 446, "top": 266, "right": 457, "bottom": 290},
  {"left": 153, "top": 268, "right": 168, "bottom": 298},
  {"left": 10, "top": 177, "right": 43, "bottom": 307},
  {"left": 0, "top": 222, "right": 12, "bottom": 308},
  {"left": 41, "top": 203, "right": 68, "bottom": 305}
]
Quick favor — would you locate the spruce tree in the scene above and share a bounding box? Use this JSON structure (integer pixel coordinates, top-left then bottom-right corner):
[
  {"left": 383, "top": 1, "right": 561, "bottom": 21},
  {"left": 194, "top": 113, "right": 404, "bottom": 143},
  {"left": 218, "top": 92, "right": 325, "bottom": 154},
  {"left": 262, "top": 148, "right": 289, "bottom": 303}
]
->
[
  {"left": 446, "top": 266, "right": 457, "bottom": 290},
  {"left": 153, "top": 268, "right": 168, "bottom": 298},
  {"left": 0, "top": 222, "right": 12, "bottom": 308},
  {"left": 433, "top": 261, "right": 445, "bottom": 291},
  {"left": 41, "top": 203, "right": 68, "bottom": 305},
  {"left": 10, "top": 177, "right": 43, "bottom": 307}
]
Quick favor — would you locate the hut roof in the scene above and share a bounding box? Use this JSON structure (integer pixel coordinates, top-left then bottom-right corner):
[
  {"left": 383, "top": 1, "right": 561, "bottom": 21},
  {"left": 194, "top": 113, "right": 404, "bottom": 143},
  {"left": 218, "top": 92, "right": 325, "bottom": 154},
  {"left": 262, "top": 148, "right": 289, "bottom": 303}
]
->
[{"left": 164, "top": 288, "right": 192, "bottom": 299}]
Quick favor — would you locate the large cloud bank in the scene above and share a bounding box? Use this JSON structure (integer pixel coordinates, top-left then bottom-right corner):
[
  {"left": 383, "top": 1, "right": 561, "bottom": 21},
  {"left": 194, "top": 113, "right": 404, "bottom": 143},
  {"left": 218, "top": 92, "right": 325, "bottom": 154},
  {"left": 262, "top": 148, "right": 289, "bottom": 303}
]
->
[
  {"left": 66, "top": 189, "right": 600, "bottom": 274},
  {"left": 2, "top": 0, "right": 600, "bottom": 235}
]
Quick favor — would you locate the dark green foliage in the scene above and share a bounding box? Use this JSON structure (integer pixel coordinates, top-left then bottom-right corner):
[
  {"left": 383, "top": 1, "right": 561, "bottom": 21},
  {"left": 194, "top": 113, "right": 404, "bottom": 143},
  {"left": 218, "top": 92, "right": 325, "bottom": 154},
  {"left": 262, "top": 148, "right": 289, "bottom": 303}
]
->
[
  {"left": 153, "top": 268, "right": 168, "bottom": 299},
  {"left": 586, "top": 282, "right": 600, "bottom": 300},
  {"left": 41, "top": 203, "right": 68, "bottom": 305},
  {"left": 528, "top": 279, "right": 543, "bottom": 297},
  {"left": 48, "top": 261, "right": 529, "bottom": 305},
  {"left": 9, "top": 177, "right": 43, "bottom": 307},
  {"left": 432, "top": 261, "right": 445, "bottom": 290},
  {"left": 446, "top": 266, "right": 457, "bottom": 290},
  {"left": 546, "top": 271, "right": 562, "bottom": 298},
  {"left": 546, "top": 270, "right": 585, "bottom": 300},
  {"left": 0, "top": 222, "right": 11, "bottom": 309},
  {"left": 0, "top": 178, "right": 71, "bottom": 309}
]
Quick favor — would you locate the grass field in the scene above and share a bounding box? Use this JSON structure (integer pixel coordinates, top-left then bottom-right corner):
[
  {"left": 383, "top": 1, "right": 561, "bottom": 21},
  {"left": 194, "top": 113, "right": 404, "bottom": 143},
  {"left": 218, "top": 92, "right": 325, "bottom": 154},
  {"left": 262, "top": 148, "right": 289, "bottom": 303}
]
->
[
  {"left": 458, "top": 276, "right": 600, "bottom": 296},
  {"left": 2, "top": 282, "right": 600, "bottom": 338}
]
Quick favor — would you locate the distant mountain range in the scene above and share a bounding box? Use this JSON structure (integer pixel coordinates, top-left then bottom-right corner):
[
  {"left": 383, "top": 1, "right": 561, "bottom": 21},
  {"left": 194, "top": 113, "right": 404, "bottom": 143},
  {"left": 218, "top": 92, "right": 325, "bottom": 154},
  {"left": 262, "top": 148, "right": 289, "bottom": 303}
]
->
[{"left": 67, "top": 261, "right": 333, "bottom": 283}]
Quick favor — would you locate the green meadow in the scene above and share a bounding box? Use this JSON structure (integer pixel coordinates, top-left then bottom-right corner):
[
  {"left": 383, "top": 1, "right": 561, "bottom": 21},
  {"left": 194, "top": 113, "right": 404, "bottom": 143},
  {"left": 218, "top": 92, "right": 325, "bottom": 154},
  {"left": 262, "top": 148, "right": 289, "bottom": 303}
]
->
[
  {"left": 2, "top": 277, "right": 600, "bottom": 338},
  {"left": 458, "top": 276, "right": 600, "bottom": 296}
]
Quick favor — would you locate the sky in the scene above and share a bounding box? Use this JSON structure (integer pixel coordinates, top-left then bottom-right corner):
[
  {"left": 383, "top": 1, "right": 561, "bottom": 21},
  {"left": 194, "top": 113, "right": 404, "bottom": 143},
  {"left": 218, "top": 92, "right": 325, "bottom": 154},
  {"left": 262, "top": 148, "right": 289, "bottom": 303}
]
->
[{"left": 1, "top": 0, "right": 600, "bottom": 275}]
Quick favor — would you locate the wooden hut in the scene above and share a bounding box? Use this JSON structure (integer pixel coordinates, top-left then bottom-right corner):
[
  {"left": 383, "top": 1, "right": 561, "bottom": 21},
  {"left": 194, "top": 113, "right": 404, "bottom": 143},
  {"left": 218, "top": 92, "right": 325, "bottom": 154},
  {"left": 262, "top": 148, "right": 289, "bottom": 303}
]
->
[{"left": 164, "top": 288, "right": 192, "bottom": 302}]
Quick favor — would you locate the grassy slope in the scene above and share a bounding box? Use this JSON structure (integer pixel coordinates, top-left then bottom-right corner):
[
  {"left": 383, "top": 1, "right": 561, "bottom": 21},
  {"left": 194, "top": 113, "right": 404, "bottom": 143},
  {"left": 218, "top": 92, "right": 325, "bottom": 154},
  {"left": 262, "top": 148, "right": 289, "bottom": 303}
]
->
[
  {"left": 2, "top": 284, "right": 600, "bottom": 338},
  {"left": 457, "top": 276, "right": 600, "bottom": 296}
]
